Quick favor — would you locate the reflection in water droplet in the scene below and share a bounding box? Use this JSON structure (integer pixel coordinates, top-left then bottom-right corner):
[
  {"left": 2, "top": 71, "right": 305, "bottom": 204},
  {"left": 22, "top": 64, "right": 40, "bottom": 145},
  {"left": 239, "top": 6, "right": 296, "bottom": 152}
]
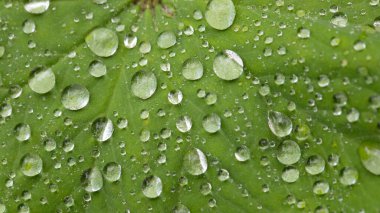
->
[
  {"left": 205, "top": 0, "right": 236, "bottom": 30},
  {"left": 339, "top": 167, "right": 358, "bottom": 186},
  {"left": 182, "top": 58, "right": 203, "bottom": 80},
  {"left": 91, "top": 117, "right": 114, "bottom": 142},
  {"left": 124, "top": 34, "right": 137, "bottom": 49},
  {"left": 176, "top": 116, "right": 192, "bottom": 133},
  {"left": 20, "top": 153, "right": 43, "bottom": 177},
  {"left": 131, "top": 70, "right": 157, "bottom": 99},
  {"left": 313, "top": 181, "right": 329, "bottom": 195},
  {"left": 305, "top": 155, "right": 325, "bottom": 175},
  {"left": 202, "top": 113, "right": 221, "bottom": 133},
  {"left": 234, "top": 145, "right": 250, "bottom": 162},
  {"left": 61, "top": 84, "right": 90, "bottom": 110},
  {"left": 85, "top": 28, "right": 118, "bottom": 57},
  {"left": 89, "top": 60, "right": 107, "bottom": 77},
  {"left": 24, "top": 0, "right": 50, "bottom": 14},
  {"left": 14, "top": 123, "right": 31, "bottom": 141},
  {"left": 168, "top": 90, "right": 183, "bottom": 105},
  {"left": 157, "top": 31, "right": 176, "bottom": 49},
  {"left": 28, "top": 67, "right": 55, "bottom": 94},
  {"left": 142, "top": 175, "right": 162, "bottom": 198},
  {"left": 358, "top": 141, "right": 380, "bottom": 175},
  {"left": 213, "top": 50, "right": 243, "bottom": 81},
  {"left": 81, "top": 167, "right": 103, "bottom": 192},
  {"left": 268, "top": 111, "right": 293, "bottom": 137},
  {"left": 183, "top": 148, "right": 208, "bottom": 175},
  {"left": 103, "top": 162, "right": 121, "bottom": 182},
  {"left": 331, "top": 12, "right": 348, "bottom": 27},
  {"left": 277, "top": 140, "right": 301, "bottom": 165}
]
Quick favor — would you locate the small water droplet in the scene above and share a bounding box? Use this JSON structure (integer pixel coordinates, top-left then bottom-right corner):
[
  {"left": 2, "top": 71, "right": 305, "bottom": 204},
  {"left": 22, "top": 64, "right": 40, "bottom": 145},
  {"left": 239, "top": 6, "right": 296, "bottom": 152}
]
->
[
  {"left": 234, "top": 145, "right": 250, "bottom": 162},
  {"left": 202, "top": 113, "right": 221, "bottom": 133},
  {"left": 358, "top": 141, "right": 380, "bottom": 175},
  {"left": 176, "top": 116, "right": 192, "bottom": 133},
  {"left": 142, "top": 175, "right": 162, "bottom": 198},
  {"left": 331, "top": 12, "right": 348, "bottom": 27},
  {"left": 103, "top": 162, "right": 121, "bottom": 182},
  {"left": 182, "top": 58, "right": 203, "bottom": 80},
  {"left": 183, "top": 148, "right": 208, "bottom": 175},
  {"left": 277, "top": 140, "right": 301, "bottom": 165},
  {"left": 91, "top": 117, "right": 114, "bottom": 142},
  {"left": 281, "top": 166, "right": 299, "bottom": 183},
  {"left": 339, "top": 167, "right": 358, "bottom": 186},
  {"left": 168, "top": 90, "right": 183, "bottom": 105},
  {"left": 313, "top": 181, "right": 329, "bottom": 195},
  {"left": 22, "top": 19, "right": 36, "bottom": 34},
  {"left": 305, "top": 155, "right": 325, "bottom": 175},
  {"left": 213, "top": 50, "right": 243, "bottom": 81},
  {"left": 14, "top": 123, "right": 31, "bottom": 141},
  {"left": 124, "top": 34, "right": 137, "bottom": 48},
  {"left": 157, "top": 31, "right": 176, "bottom": 49},
  {"left": 89, "top": 60, "right": 107, "bottom": 77},
  {"left": 61, "top": 84, "right": 90, "bottom": 110}
]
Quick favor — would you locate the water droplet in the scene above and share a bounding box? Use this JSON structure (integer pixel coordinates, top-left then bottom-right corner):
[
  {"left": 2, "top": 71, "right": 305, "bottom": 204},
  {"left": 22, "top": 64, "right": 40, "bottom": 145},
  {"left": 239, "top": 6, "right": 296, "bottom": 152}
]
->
[
  {"left": 131, "top": 70, "right": 157, "bottom": 99},
  {"left": 281, "top": 166, "right": 299, "bottom": 183},
  {"left": 28, "top": 67, "right": 55, "bottom": 94},
  {"left": 339, "top": 167, "right": 358, "bottom": 186},
  {"left": 173, "top": 203, "right": 190, "bottom": 213},
  {"left": 89, "top": 60, "right": 107, "bottom": 77},
  {"left": 217, "top": 169, "right": 230, "bottom": 181},
  {"left": 81, "top": 167, "right": 103, "bottom": 192},
  {"left": 200, "top": 182, "right": 212, "bottom": 195},
  {"left": 294, "top": 122, "right": 310, "bottom": 141},
  {"left": 305, "top": 155, "right": 325, "bottom": 175},
  {"left": 313, "top": 181, "right": 329, "bottom": 195},
  {"left": 182, "top": 58, "right": 203, "bottom": 80},
  {"left": 43, "top": 138, "right": 56, "bottom": 152},
  {"left": 297, "top": 27, "right": 310, "bottom": 39},
  {"left": 0, "top": 46, "right": 4, "bottom": 58},
  {"left": 176, "top": 116, "right": 192, "bottom": 133},
  {"left": 0, "top": 103, "right": 12, "bottom": 118},
  {"left": 205, "top": 0, "right": 236, "bottom": 30},
  {"left": 183, "top": 148, "right": 208, "bottom": 175},
  {"left": 61, "top": 84, "right": 90, "bottom": 110},
  {"left": 234, "top": 145, "right": 250, "bottom": 162},
  {"left": 124, "top": 34, "right": 137, "bottom": 48},
  {"left": 202, "top": 113, "right": 221, "bottom": 133},
  {"left": 85, "top": 28, "right": 118, "bottom": 57},
  {"left": 168, "top": 90, "right": 183, "bottom": 105},
  {"left": 142, "top": 175, "right": 162, "bottom": 198},
  {"left": 20, "top": 153, "right": 42, "bottom": 177},
  {"left": 277, "top": 140, "right": 301, "bottom": 165},
  {"left": 358, "top": 141, "right": 380, "bottom": 175},
  {"left": 103, "top": 162, "right": 121, "bottom": 182},
  {"left": 139, "top": 41, "right": 151, "bottom": 54},
  {"left": 22, "top": 19, "right": 36, "bottom": 34},
  {"left": 157, "top": 31, "right": 176, "bottom": 49},
  {"left": 14, "top": 123, "right": 31, "bottom": 141},
  {"left": 213, "top": 50, "right": 243, "bottom": 81},
  {"left": 353, "top": 40, "right": 366, "bottom": 51},
  {"left": 331, "top": 12, "right": 348, "bottom": 27},
  {"left": 24, "top": 0, "right": 49, "bottom": 14},
  {"left": 268, "top": 111, "right": 293, "bottom": 137},
  {"left": 91, "top": 117, "right": 114, "bottom": 142}
]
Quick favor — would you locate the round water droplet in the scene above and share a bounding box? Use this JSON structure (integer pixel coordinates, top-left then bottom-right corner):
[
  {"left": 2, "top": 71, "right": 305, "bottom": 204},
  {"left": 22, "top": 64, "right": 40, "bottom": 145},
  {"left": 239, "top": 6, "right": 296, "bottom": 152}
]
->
[
  {"left": 24, "top": 0, "right": 49, "bottom": 14},
  {"left": 22, "top": 19, "right": 36, "bottom": 34},
  {"left": 358, "top": 141, "right": 380, "bottom": 175},
  {"left": 176, "top": 116, "right": 192, "bottom": 133},
  {"left": 305, "top": 155, "right": 325, "bottom": 175},
  {"left": 217, "top": 169, "right": 230, "bottom": 181},
  {"left": 213, "top": 50, "right": 243, "bottom": 81},
  {"left": 20, "top": 153, "right": 42, "bottom": 177},
  {"left": 339, "top": 167, "right": 358, "bottom": 186},
  {"left": 139, "top": 41, "right": 151, "bottom": 54},
  {"left": 91, "top": 117, "right": 114, "bottom": 142},
  {"left": 182, "top": 58, "right": 203, "bottom": 80},
  {"left": 43, "top": 138, "right": 56, "bottom": 152},
  {"left": 61, "top": 84, "right": 90, "bottom": 110},
  {"left": 124, "top": 34, "right": 137, "bottom": 49},
  {"left": 142, "top": 175, "right": 162, "bottom": 198},
  {"left": 313, "top": 181, "right": 329, "bottom": 195},
  {"left": 331, "top": 12, "right": 348, "bottom": 27},
  {"left": 297, "top": 27, "right": 310, "bottom": 39},
  {"left": 81, "top": 167, "right": 103, "bottom": 192},
  {"left": 0, "top": 103, "right": 12, "bottom": 117},
  {"left": 202, "top": 113, "right": 221, "bottom": 133},
  {"left": 200, "top": 182, "right": 212, "bottom": 195},
  {"left": 89, "top": 60, "right": 107, "bottom": 77},
  {"left": 173, "top": 203, "right": 190, "bottom": 213},
  {"left": 85, "top": 28, "right": 118, "bottom": 57},
  {"left": 281, "top": 166, "right": 299, "bottom": 183},
  {"left": 0, "top": 46, "right": 4, "bottom": 58},
  {"left": 28, "top": 67, "right": 55, "bottom": 94},
  {"left": 205, "top": 0, "right": 236, "bottom": 30},
  {"left": 157, "top": 31, "right": 176, "bottom": 49},
  {"left": 277, "top": 140, "right": 301, "bottom": 165},
  {"left": 168, "top": 90, "right": 183, "bottom": 105},
  {"left": 268, "top": 111, "right": 293, "bottom": 137},
  {"left": 14, "top": 123, "right": 31, "bottom": 141},
  {"left": 234, "top": 145, "right": 250, "bottom": 162},
  {"left": 103, "top": 162, "right": 121, "bottom": 182},
  {"left": 183, "top": 148, "right": 208, "bottom": 175},
  {"left": 131, "top": 70, "right": 157, "bottom": 99}
]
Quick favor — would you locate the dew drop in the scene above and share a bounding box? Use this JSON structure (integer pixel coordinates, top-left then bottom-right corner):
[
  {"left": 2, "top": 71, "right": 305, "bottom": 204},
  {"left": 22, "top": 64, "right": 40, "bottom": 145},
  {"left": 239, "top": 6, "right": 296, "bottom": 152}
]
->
[
  {"left": 205, "top": 0, "right": 236, "bottom": 30},
  {"left": 89, "top": 60, "right": 107, "bottom": 77},
  {"left": 331, "top": 12, "right": 348, "bottom": 27},
  {"left": 173, "top": 203, "right": 190, "bottom": 213},
  {"left": 157, "top": 31, "right": 176, "bottom": 49},
  {"left": 297, "top": 27, "right": 310, "bottom": 39},
  {"left": 28, "top": 67, "right": 55, "bottom": 94},
  {"left": 281, "top": 166, "right": 299, "bottom": 183},
  {"left": 234, "top": 145, "right": 250, "bottom": 162},
  {"left": 339, "top": 167, "right": 358, "bottom": 186},
  {"left": 358, "top": 141, "right": 380, "bottom": 175},
  {"left": 81, "top": 167, "right": 103, "bottom": 192},
  {"left": 22, "top": 19, "right": 36, "bottom": 34},
  {"left": 131, "top": 70, "right": 157, "bottom": 99},
  {"left": 0, "top": 103, "right": 12, "bottom": 118},
  {"left": 268, "top": 111, "right": 293, "bottom": 137},
  {"left": 277, "top": 140, "right": 301, "bottom": 165},
  {"left": 183, "top": 148, "right": 208, "bottom": 175},
  {"left": 20, "top": 153, "right": 42, "bottom": 177},
  {"left": 176, "top": 116, "right": 192, "bottom": 133},
  {"left": 124, "top": 34, "right": 137, "bottom": 49},
  {"left": 202, "top": 113, "right": 221, "bottom": 133},
  {"left": 14, "top": 123, "right": 31, "bottom": 142},
  {"left": 313, "top": 181, "right": 329, "bottom": 195},
  {"left": 103, "top": 162, "right": 121, "bottom": 182},
  {"left": 24, "top": 0, "right": 49, "bottom": 14},
  {"left": 182, "top": 58, "right": 203, "bottom": 80},
  {"left": 305, "top": 155, "right": 325, "bottom": 175},
  {"left": 85, "top": 28, "right": 118, "bottom": 57},
  {"left": 168, "top": 90, "right": 183, "bottom": 105},
  {"left": 61, "top": 84, "right": 90, "bottom": 110},
  {"left": 213, "top": 50, "right": 243, "bottom": 81},
  {"left": 91, "top": 117, "right": 114, "bottom": 142},
  {"left": 142, "top": 175, "right": 162, "bottom": 198}
]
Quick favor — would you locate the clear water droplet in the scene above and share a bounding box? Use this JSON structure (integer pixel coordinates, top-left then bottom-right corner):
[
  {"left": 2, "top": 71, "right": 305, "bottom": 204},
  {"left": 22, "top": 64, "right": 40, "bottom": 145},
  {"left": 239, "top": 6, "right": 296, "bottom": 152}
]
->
[
  {"left": 168, "top": 90, "right": 183, "bottom": 105},
  {"left": 20, "top": 153, "right": 42, "bottom": 177},
  {"left": 81, "top": 167, "right": 103, "bottom": 192},
  {"left": 358, "top": 141, "right": 380, "bottom": 175},
  {"left": 0, "top": 103, "right": 12, "bottom": 118},
  {"left": 91, "top": 117, "right": 114, "bottom": 142},
  {"left": 85, "top": 28, "right": 118, "bottom": 57},
  {"left": 14, "top": 123, "right": 31, "bottom": 141},
  {"left": 205, "top": 0, "right": 236, "bottom": 30},
  {"left": 183, "top": 148, "right": 208, "bottom": 175},
  {"left": 268, "top": 111, "right": 293, "bottom": 137},
  {"left": 124, "top": 34, "right": 137, "bottom": 49},
  {"left": 142, "top": 175, "right": 162, "bottom": 198},
  {"left": 213, "top": 50, "right": 243, "bottom": 81},
  {"left": 157, "top": 31, "right": 176, "bottom": 49},
  {"left": 182, "top": 58, "right": 203, "bottom": 80},
  {"left": 131, "top": 70, "right": 157, "bottom": 99},
  {"left": 89, "top": 60, "right": 107, "bottom": 77},
  {"left": 173, "top": 203, "right": 190, "bottom": 213},
  {"left": 297, "top": 27, "right": 310, "bottom": 39},
  {"left": 339, "top": 167, "right": 358, "bottom": 186},
  {"left": 61, "top": 84, "right": 90, "bottom": 110},
  {"left": 305, "top": 155, "right": 325, "bottom": 175},
  {"left": 202, "top": 113, "right": 221, "bottom": 133},
  {"left": 28, "top": 67, "right": 55, "bottom": 94},
  {"left": 103, "top": 162, "right": 121, "bottom": 182},
  {"left": 281, "top": 166, "right": 299, "bottom": 183},
  {"left": 234, "top": 145, "right": 250, "bottom": 162},
  {"left": 277, "top": 140, "right": 301, "bottom": 165},
  {"left": 313, "top": 181, "right": 329, "bottom": 195},
  {"left": 22, "top": 19, "right": 36, "bottom": 34},
  {"left": 176, "top": 116, "right": 192, "bottom": 133},
  {"left": 331, "top": 12, "right": 348, "bottom": 27},
  {"left": 24, "top": 0, "right": 49, "bottom": 14}
]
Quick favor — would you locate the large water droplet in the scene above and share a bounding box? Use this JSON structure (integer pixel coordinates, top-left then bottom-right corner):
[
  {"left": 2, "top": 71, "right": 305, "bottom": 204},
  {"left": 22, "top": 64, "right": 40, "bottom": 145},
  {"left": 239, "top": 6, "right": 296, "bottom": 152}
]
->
[
  {"left": 313, "top": 181, "right": 329, "bottom": 195},
  {"left": 142, "top": 175, "right": 162, "bottom": 198},
  {"left": 281, "top": 166, "right": 299, "bottom": 183},
  {"left": 183, "top": 148, "right": 208, "bottom": 175},
  {"left": 24, "top": 0, "right": 50, "bottom": 14},
  {"left": 157, "top": 31, "right": 176, "bottom": 49},
  {"left": 358, "top": 141, "right": 380, "bottom": 175},
  {"left": 61, "top": 84, "right": 90, "bottom": 110},
  {"left": 20, "top": 153, "right": 42, "bottom": 177},
  {"left": 305, "top": 155, "right": 325, "bottom": 175},
  {"left": 339, "top": 167, "right": 358, "bottom": 186},
  {"left": 28, "top": 67, "right": 55, "bottom": 94},
  {"left": 81, "top": 167, "right": 103, "bottom": 192},
  {"left": 0, "top": 103, "right": 12, "bottom": 118},
  {"left": 131, "top": 70, "right": 157, "bottom": 99},
  {"left": 22, "top": 19, "right": 36, "bottom": 34},
  {"left": 168, "top": 90, "right": 183, "bottom": 105},
  {"left": 182, "top": 58, "right": 203, "bottom": 80},
  {"left": 91, "top": 117, "right": 114, "bottom": 142},
  {"left": 202, "top": 113, "right": 221, "bottom": 133},
  {"left": 213, "top": 50, "right": 243, "bottom": 81},
  {"left": 85, "top": 28, "right": 118, "bottom": 57},
  {"left": 205, "top": 0, "right": 236, "bottom": 30},
  {"left": 176, "top": 116, "right": 192, "bottom": 133},
  {"left": 103, "top": 162, "right": 121, "bottom": 182},
  {"left": 277, "top": 140, "right": 301, "bottom": 165},
  {"left": 14, "top": 123, "right": 31, "bottom": 141},
  {"left": 268, "top": 111, "right": 293, "bottom": 137}
]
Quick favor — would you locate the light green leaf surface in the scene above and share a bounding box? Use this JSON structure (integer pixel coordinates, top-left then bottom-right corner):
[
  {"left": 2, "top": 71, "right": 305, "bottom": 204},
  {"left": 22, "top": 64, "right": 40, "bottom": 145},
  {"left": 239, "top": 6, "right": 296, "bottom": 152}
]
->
[{"left": 0, "top": 0, "right": 380, "bottom": 212}]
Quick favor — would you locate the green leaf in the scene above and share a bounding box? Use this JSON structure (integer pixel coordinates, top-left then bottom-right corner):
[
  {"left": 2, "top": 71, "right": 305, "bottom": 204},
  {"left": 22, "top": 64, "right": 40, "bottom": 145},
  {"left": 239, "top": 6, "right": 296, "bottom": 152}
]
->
[{"left": 1, "top": 0, "right": 380, "bottom": 212}]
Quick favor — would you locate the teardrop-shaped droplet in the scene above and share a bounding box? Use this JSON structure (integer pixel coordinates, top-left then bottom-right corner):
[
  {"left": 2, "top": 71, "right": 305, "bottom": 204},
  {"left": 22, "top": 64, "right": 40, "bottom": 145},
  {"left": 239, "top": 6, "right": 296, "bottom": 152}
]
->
[
  {"left": 131, "top": 70, "right": 157, "bottom": 99},
  {"left": 28, "top": 67, "right": 55, "bottom": 94},
  {"left": 358, "top": 141, "right": 380, "bottom": 175},
  {"left": 268, "top": 111, "right": 293, "bottom": 137},
  {"left": 20, "top": 153, "right": 43, "bottom": 177},
  {"left": 182, "top": 58, "right": 203, "bottom": 80},
  {"left": 183, "top": 148, "right": 208, "bottom": 175},
  {"left": 142, "top": 175, "right": 162, "bottom": 198},
  {"left": 103, "top": 162, "right": 121, "bottom": 182},
  {"left": 85, "top": 28, "right": 118, "bottom": 57},
  {"left": 213, "top": 50, "right": 243, "bottom": 80},
  {"left": 81, "top": 167, "right": 103, "bottom": 192},
  {"left": 61, "top": 84, "right": 90, "bottom": 110},
  {"left": 277, "top": 140, "right": 301, "bottom": 165},
  {"left": 91, "top": 117, "right": 114, "bottom": 142},
  {"left": 205, "top": 0, "right": 236, "bottom": 30},
  {"left": 202, "top": 113, "right": 221, "bottom": 133},
  {"left": 24, "top": 0, "right": 50, "bottom": 14},
  {"left": 157, "top": 31, "right": 176, "bottom": 49}
]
